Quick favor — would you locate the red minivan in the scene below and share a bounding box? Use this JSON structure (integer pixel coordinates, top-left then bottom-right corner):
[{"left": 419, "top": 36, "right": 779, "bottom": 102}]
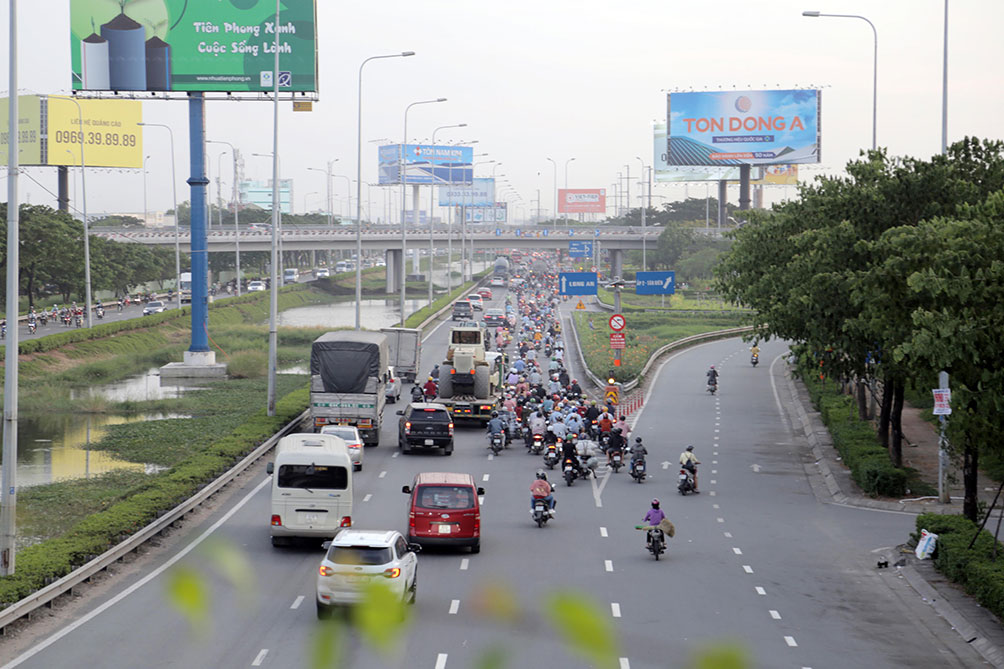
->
[{"left": 402, "top": 472, "right": 485, "bottom": 553}]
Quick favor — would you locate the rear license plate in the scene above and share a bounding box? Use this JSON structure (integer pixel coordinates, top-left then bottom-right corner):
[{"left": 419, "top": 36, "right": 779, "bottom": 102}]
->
[
  {"left": 438, "top": 524, "right": 452, "bottom": 534},
  {"left": 425, "top": 439, "right": 435, "bottom": 445},
  {"left": 301, "top": 513, "right": 320, "bottom": 524},
  {"left": 346, "top": 574, "right": 368, "bottom": 583}
]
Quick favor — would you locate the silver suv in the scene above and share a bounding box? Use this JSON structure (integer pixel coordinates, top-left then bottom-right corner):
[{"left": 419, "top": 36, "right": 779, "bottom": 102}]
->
[{"left": 316, "top": 529, "right": 419, "bottom": 616}]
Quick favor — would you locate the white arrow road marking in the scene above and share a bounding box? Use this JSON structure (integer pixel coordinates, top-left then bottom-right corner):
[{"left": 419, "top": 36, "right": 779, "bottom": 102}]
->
[
  {"left": 591, "top": 469, "right": 610, "bottom": 508},
  {"left": 291, "top": 596, "right": 304, "bottom": 609},
  {"left": 751, "top": 464, "right": 762, "bottom": 473},
  {"left": 252, "top": 650, "right": 268, "bottom": 666},
  {"left": 661, "top": 461, "right": 671, "bottom": 470}
]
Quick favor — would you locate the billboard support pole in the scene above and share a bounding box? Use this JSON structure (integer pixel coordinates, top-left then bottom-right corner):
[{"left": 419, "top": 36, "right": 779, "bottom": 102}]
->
[
  {"left": 57, "top": 166, "right": 68, "bottom": 212},
  {"left": 717, "top": 180, "right": 727, "bottom": 232},
  {"left": 187, "top": 93, "right": 210, "bottom": 358},
  {"left": 739, "top": 164, "right": 751, "bottom": 212}
]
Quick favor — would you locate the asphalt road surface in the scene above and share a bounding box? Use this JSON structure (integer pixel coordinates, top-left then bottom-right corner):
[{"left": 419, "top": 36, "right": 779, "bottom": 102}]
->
[{"left": 0, "top": 287, "right": 987, "bottom": 669}]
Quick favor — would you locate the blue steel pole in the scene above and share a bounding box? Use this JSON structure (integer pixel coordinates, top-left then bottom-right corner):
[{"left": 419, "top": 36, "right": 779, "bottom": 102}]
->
[{"left": 187, "top": 93, "right": 210, "bottom": 353}]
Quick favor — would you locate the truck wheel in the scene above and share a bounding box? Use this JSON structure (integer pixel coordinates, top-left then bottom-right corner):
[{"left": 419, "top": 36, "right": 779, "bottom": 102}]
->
[
  {"left": 438, "top": 365, "right": 454, "bottom": 399},
  {"left": 473, "top": 366, "right": 490, "bottom": 398}
]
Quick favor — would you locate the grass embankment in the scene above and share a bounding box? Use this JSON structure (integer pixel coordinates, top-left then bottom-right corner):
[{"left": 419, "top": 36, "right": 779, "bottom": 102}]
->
[
  {"left": 572, "top": 311, "right": 746, "bottom": 383},
  {"left": 596, "top": 286, "right": 744, "bottom": 312},
  {"left": 404, "top": 270, "right": 490, "bottom": 330}
]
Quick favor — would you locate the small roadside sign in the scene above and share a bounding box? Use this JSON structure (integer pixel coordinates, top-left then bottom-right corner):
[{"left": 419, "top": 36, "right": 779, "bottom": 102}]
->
[
  {"left": 933, "top": 388, "right": 952, "bottom": 415},
  {"left": 605, "top": 385, "right": 620, "bottom": 404},
  {"left": 293, "top": 100, "right": 313, "bottom": 112},
  {"left": 575, "top": 300, "right": 586, "bottom": 310},
  {"left": 608, "top": 314, "right": 626, "bottom": 331},
  {"left": 609, "top": 333, "right": 626, "bottom": 349}
]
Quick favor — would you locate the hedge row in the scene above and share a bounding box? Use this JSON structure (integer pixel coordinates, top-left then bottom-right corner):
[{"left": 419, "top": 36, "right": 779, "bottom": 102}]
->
[
  {"left": 404, "top": 271, "right": 488, "bottom": 330},
  {"left": 18, "top": 284, "right": 312, "bottom": 355},
  {"left": 0, "top": 387, "right": 309, "bottom": 608},
  {"left": 801, "top": 370, "right": 908, "bottom": 497},
  {"left": 915, "top": 513, "right": 1004, "bottom": 620}
]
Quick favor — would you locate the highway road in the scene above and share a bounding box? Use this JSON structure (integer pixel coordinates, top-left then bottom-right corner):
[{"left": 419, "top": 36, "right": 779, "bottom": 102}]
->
[{"left": 0, "top": 287, "right": 987, "bottom": 668}]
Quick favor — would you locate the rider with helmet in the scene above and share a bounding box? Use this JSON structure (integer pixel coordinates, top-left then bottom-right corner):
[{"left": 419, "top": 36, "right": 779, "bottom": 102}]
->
[
  {"left": 530, "top": 471, "right": 555, "bottom": 514},
  {"left": 707, "top": 365, "right": 719, "bottom": 387},
  {"left": 680, "top": 445, "right": 701, "bottom": 492},
  {"left": 487, "top": 411, "right": 505, "bottom": 438},
  {"left": 643, "top": 499, "right": 667, "bottom": 547},
  {"left": 422, "top": 376, "right": 438, "bottom": 400}
]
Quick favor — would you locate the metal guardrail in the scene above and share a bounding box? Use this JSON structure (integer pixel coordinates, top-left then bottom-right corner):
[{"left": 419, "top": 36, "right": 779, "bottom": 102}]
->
[{"left": 0, "top": 410, "right": 310, "bottom": 635}]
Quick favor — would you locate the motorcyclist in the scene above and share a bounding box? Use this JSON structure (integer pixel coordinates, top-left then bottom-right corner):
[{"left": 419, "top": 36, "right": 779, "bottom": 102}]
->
[
  {"left": 606, "top": 426, "right": 625, "bottom": 464},
  {"left": 487, "top": 411, "right": 505, "bottom": 445},
  {"left": 614, "top": 414, "right": 630, "bottom": 437},
  {"left": 750, "top": 343, "right": 760, "bottom": 358},
  {"left": 410, "top": 384, "right": 425, "bottom": 402},
  {"left": 564, "top": 409, "right": 584, "bottom": 435},
  {"left": 597, "top": 410, "right": 614, "bottom": 435},
  {"left": 584, "top": 400, "right": 600, "bottom": 425},
  {"left": 422, "top": 376, "right": 438, "bottom": 400},
  {"left": 561, "top": 437, "right": 585, "bottom": 478},
  {"left": 707, "top": 365, "right": 719, "bottom": 387},
  {"left": 430, "top": 364, "right": 440, "bottom": 380},
  {"left": 643, "top": 499, "right": 667, "bottom": 547},
  {"left": 530, "top": 470, "right": 556, "bottom": 515},
  {"left": 567, "top": 379, "right": 582, "bottom": 398},
  {"left": 680, "top": 444, "right": 701, "bottom": 492},
  {"left": 630, "top": 436, "right": 648, "bottom": 466}
]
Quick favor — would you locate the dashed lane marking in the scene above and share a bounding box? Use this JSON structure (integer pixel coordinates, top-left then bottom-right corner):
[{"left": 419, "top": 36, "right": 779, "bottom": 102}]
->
[
  {"left": 619, "top": 659, "right": 630, "bottom": 669},
  {"left": 755, "top": 587, "right": 767, "bottom": 595},
  {"left": 733, "top": 547, "right": 743, "bottom": 555},
  {"left": 449, "top": 600, "right": 460, "bottom": 615},
  {"left": 711, "top": 470, "right": 717, "bottom": 474},
  {"left": 252, "top": 650, "right": 268, "bottom": 666},
  {"left": 392, "top": 452, "right": 399, "bottom": 458},
  {"left": 290, "top": 596, "right": 304, "bottom": 610},
  {"left": 460, "top": 558, "right": 469, "bottom": 571},
  {"left": 435, "top": 653, "right": 449, "bottom": 669},
  {"left": 770, "top": 610, "right": 781, "bottom": 620},
  {"left": 717, "top": 518, "right": 724, "bottom": 523},
  {"left": 611, "top": 602, "right": 622, "bottom": 618},
  {"left": 483, "top": 474, "right": 490, "bottom": 481},
  {"left": 605, "top": 560, "right": 614, "bottom": 572},
  {"left": 784, "top": 636, "right": 798, "bottom": 647},
  {"left": 379, "top": 470, "right": 387, "bottom": 479},
  {"left": 710, "top": 480, "right": 717, "bottom": 485},
  {"left": 600, "top": 526, "right": 608, "bottom": 537},
  {"left": 709, "top": 491, "right": 717, "bottom": 496},
  {"left": 713, "top": 504, "right": 720, "bottom": 509},
  {"left": 363, "top": 494, "right": 372, "bottom": 502},
  {"left": 724, "top": 532, "right": 733, "bottom": 538},
  {"left": 743, "top": 565, "right": 754, "bottom": 574},
  {"left": 488, "top": 453, "right": 494, "bottom": 461}
]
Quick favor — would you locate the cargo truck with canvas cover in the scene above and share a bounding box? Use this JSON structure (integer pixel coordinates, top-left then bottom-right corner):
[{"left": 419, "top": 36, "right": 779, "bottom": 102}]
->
[
  {"left": 310, "top": 331, "right": 389, "bottom": 446},
  {"left": 437, "top": 326, "right": 504, "bottom": 423},
  {"left": 380, "top": 327, "right": 422, "bottom": 384}
]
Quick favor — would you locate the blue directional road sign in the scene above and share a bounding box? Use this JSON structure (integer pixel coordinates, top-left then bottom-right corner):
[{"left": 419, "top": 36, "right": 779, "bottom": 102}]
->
[
  {"left": 559, "top": 272, "right": 598, "bottom": 296},
  {"left": 568, "top": 241, "right": 593, "bottom": 258},
  {"left": 636, "top": 271, "right": 676, "bottom": 295}
]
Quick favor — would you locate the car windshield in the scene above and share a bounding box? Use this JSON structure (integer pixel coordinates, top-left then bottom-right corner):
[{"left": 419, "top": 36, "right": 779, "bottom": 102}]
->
[
  {"left": 328, "top": 545, "right": 392, "bottom": 566},
  {"left": 147, "top": 302, "right": 162, "bottom": 308},
  {"left": 417, "top": 485, "right": 475, "bottom": 509},
  {"left": 276, "top": 464, "right": 348, "bottom": 490},
  {"left": 321, "top": 427, "right": 357, "bottom": 441}
]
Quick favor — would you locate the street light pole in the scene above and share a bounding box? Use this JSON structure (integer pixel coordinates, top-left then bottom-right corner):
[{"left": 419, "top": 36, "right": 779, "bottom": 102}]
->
[
  {"left": 803, "top": 10, "right": 878, "bottom": 151},
  {"left": 636, "top": 157, "right": 647, "bottom": 271},
  {"left": 546, "top": 157, "right": 557, "bottom": 227},
  {"left": 563, "top": 157, "right": 575, "bottom": 227},
  {"left": 142, "top": 122, "right": 182, "bottom": 307},
  {"left": 941, "top": 0, "right": 948, "bottom": 155},
  {"left": 430, "top": 123, "right": 466, "bottom": 305},
  {"left": 401, "top": 98, "right": 446, "bottom": 325},
  {"left": 357, "top": 51, "right": 415, "bottom": 330},
  {"left": 207, "top": 140, "right": 240, "bottom": 297},
  {"left": 143, "top": 154, "right": 151, "bottom": 225}
]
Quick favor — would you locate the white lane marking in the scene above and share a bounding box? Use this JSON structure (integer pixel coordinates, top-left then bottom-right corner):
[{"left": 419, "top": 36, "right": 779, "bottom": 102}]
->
[
  {"left": 290, "top": 595, "right": 304, "bottom": 609},
  {"left": 252, "top": 649, "right": 268, "bottom": 666},
  {"left": 714, "top": 429, "right": 720, "bottom": 433},
  {"left": 611, "top": 602, "right": 622, "bottom": 618},
  {"left": 724, "top": 532, "right": 733, "bottom": 538},
  {"left": 482, "top": 474, "right": 490, "bottom": 481},
  {"left": 770, "top": 610, "right": 781, "bottom": 620},
  {"left": 743, "top": 565, "right": 754, "bottom": 574},
  {"left": 392, "top": 451, "right": 400, "bottom": 458},
  {"left": 379, "top": 470, "right": 387, "bottom": 479},
  {"left": 769, "top": 353, "right": 793, "bottom": 432},
  {"left": 714, "top": 436, "right": 719, "bottom": 440},
  {"left": 711, "top": 470, "right": 718, "bottom": 474},
  {"left": 487, "top": 453, "right": 494, "bottom": 461},
  {"left": 449, "top": 599, "right": 460, "bottom": 615},
  {"left": 713, "top": 504, "right": 720, "bottom": 509},
  {"left": 619, "top": 659, "right": 630, "bottom": 669},
  {"left": 435, "top": 653, "right": 449, "bottom": 669},
  {"left": 712, "top": 460, "right": 718, "bottom": 464},
  {"left": 600, "top": 526, "right": 608, "bottom": 537},
  {"left": 591, "top": 469, "right": 610, "bottom": 508},
  {"left": 478, "top": 496, "right": 485, "bottom": 506},
  {"left": 785, "top": 636, "right": 798, "bottom": 647},
  {"left": 756, "top": 586, "right": 767, "bottom": 595},
  {"left": 605, "top": 560, "right": 614, "bottom": 572},
  {"left": 751, "top": 464, "right": 762, "bottom": 473},
  {"left": 710, "top": 480, "right": 717, "bottom": 485},
  {"left": 363, "top": 494, "right": 372, "bottom": 502},
  {"left": 732, "top": 547, "right": 743, "bottom": 555},
  {"left": 661, "top": 461, "right": 670, "bottom": 470},
  {"left": 717, "top": 518, "right": 724, "bottom": 523},
  {"left": 460, "top": 558, "right": 469, "bottom": 571},
  {"left": 709, "top": 491, "right": 717, "bottom": 496},
  {"left": 1, "top": 476, "right": 273, "bottom": 669}
]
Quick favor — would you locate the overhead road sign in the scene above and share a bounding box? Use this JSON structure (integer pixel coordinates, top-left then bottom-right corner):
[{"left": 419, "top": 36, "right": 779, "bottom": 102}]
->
[
  {"left": 559, "top": 272, "right": 598, "bottom": 296},
  {"left": 636, "top": 271, "right": 676, "bottom": 295},
  {"left": 568, "top": 241, "right": 593, "bottom": 258},
  {"left": 608, "top": 314, "right": 626, "bottom": 331}
]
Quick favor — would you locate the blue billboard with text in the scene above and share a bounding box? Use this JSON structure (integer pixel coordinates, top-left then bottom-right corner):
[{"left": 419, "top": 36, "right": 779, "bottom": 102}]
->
[
  {"left": 378, "top": 144, "right": 474, "bottom": 185},
  {"left": 559, "top": 272, "right": 598, "bottom": 296},
  {"left": 636, "top": 271, "right": 676, "bottom": 295}
]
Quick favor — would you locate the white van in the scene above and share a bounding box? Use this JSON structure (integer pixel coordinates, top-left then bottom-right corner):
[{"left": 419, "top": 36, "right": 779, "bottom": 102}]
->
[
  {"left": 283, "top": 268, "right": 298, "bottom": 284},
  {"left": 267, "top": 433, "right": 353, "bottom": 547}
]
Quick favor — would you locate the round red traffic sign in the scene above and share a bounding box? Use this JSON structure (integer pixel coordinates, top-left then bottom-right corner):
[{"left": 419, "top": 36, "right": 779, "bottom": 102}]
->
[{"left": 608, "top": 314, "right": 626, "bottom": 331}]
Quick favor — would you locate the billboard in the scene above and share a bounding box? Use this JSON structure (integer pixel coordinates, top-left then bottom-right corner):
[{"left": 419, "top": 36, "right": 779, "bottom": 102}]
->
[
  {"left": 464, "top": 203, "right": 507, "bottom": 223},
  {"left": 751, "top": 164, "right": 799, "bottom": 186},
  {"left": 241, "top": 179, "right": 292, "bottom": 214},
  {"left": 653, "top": 123, "right": 742, "bottom": 182},
  {"left": 47, "top": 97, "right": 143, "bottom": 168},
  {"left": 378, "top": 144, "right": 474, "bottom": 185},
  {"left": 666, "top": 90, "right": 820, "bottom": 166},
  {"left": 70, "top": 0, "right": 318, "bottom": 93},
  {"left": 439, "top": 178, "right": 494, "bottom": 206},
  {"left": 558, "top": 189, "right": 606, "bottom": 214},
  {"left": 0, "top": 95, "right": 42, "bottom": 165}
]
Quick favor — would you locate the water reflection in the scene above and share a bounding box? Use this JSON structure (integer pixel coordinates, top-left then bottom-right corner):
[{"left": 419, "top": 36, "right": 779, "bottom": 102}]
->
[
  {"left": 3, "top": 413, "right": 178, "bottom": 488},
  {"left": 71, "top": 368, "right": 205, "bottom": 402},
  {"left": 277, "top": 298, "right": 425, "bottom": 330}
]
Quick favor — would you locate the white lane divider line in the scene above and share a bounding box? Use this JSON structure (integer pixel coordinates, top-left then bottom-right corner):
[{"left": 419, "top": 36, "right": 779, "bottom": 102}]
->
[
  {"left": 435, "top": 653, "right": 449, "bottom": 669},
  {"left": 379, "top": 470, "right": 387, "bottom": 479},
  {"left": 784, "top": 636, "right": 798, "bottom": 647},
  {"left": 769, "top": 610, "right": 781, "bottom": 620},
  {"left": 712, "top": 460, "right": 718, "bottom": 464},
  {"left": 478, "top": 496, "right": 485, "bottom": 506},
  {"left": 363, "top": 494, "right": 372, "bottom": 503},
  {"left": 600, "top": 526, "right": 608, "bottom": 537},
  {"left": 604, "top": 560, "right": 614, "bottom": 572},
  {"left": 483, "top": 474, "right": 490, "bottom": 481},
  {"left": 290, "top": 595, "right": 304, "bottom": 610},
  {"left": 714, "top": 429, "right": 720, "bottom": 433},
  {"left": 488, "top": 453, "right": 494, "bottom": 461},
  {"left": 619, "top": 658, "right": 630, "bottom": 669},
  {"left": 732, "top": 547, "right": 743, "bottom": 555},
  {"left": 755, "top": 586, "right": 767, "bottom": 595},
  {"left": 252, "top": 649, "right": 268, "bottom": 666},
  {"left": 717, "top": 518, "right": 724, "bottom": 523},
  {"left": 392, "top": 451, "right": 400, "bottom": 458},
  {"left": 460, "top": 558, "right": 469, "bottom": 571},
  {"left": 449, "top": 599, "right": 460, "bottom": 615},
  {"left": 743, "top": 565, "right": 754, "bottom": 574},
  {"left": 611, "top": 602, "right": 622, "bottom": 618},
  {"left": 711, "top": 469, "right": 718, "bottom": 474},
  {"left": 724, "top": 532, "right": 733, "bottom": 538},
  {"left": 713, "top": 504, "right": 720, "bottom": 509},
  {"left": 709, "top": 491, "right": 717, "bottom": 496},
  {"left": 710, "top": 480, "right": 717, "bottom": 485}
]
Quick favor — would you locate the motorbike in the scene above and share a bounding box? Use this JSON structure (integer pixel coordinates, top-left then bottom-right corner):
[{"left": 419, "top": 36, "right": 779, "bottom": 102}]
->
[
  {"left": 678, "top": 467, "right": 697, "bottom": 495},
  {"left": 410, "top": 385, "right": 425, "bottom": 403},
  {"left": 707, "top": 380, "right": 718, "bottom": 395},
  {"left": 529, "top": 433, "right": 545, "bottom": 455},
  {"left": 647, "top": 529, "right": 666, "bottom": 560},
  {"left": 609, "top": 448, "right": 624, "bottom": 473},
  {"left": 630, "top": 456, "right": 647, "bottom": 483},
  {"left": 562, "top": 457, "right": 578, "bottom": 486},
  {"left": 543, "top": 444, "right": 560, "bottom": 469},
  {"left": 38, "top": 313, "right": 47, "bottom": 327},
  {"left": 488, "top": 432, "right": 504, "bottom": 456},
  {"left": 74, "top": 313, "right": 83, "bottom": 328},
  {"left": 751, "top": 353, "right": 759, "bottom": 367},
  {"left": 62, "top": 313, "right": 72, "bottom": 326},
  {"left": 27, "top": 320, "right": 37, "bottom": 335},
  {"left": 96, "top": 307, "right": 105, "bottom": 320},
  {"left": 532, "top": 497, "right": 552, "bottom": 528}
]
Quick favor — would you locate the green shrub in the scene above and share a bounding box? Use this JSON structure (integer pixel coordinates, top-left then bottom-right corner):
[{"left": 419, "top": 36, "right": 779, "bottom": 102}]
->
[{"left": 227, "top": 350, "right": 268, "bottom": 378}]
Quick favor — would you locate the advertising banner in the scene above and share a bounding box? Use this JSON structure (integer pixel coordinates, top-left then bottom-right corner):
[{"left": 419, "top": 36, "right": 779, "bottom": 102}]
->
[
  {"left": 47, "top": 97, "right": 143, "bottom": 168},
  {"left": 751, "top": 164, "right": 799, "bottom": 186},
  {"left": 439, "top": 178, "right": 495, "bottom": 206},
  {"left": 379, "top": 144, "right": 474, "bottom": 185},
  {"left": 558, "top": 188, "right": 606, "bottom": 213},
  {"left": 0, "top": 95, "right": 42, "bottom": 165},
  {"left": 241, "top": 179, "right": 292, "bottom": 214},
  {"left": 463, "top": 203, "right": 507, "bottom": 223},
  {"left": 70, "top": 0, "right": 318, "bottom": 93},
  {"left": 666, "top": 89, "right": 820, "bottom": 166},
  {"left": 653, "top": 123, "right": 742, "bottom": 182}
]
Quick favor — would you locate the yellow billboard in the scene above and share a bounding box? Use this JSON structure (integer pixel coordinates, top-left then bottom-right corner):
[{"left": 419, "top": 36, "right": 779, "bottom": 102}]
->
[
  {"left": 0, "top": 95, "right": 43, "bottom": 165},
  {"left": 752, "top": 164, "right": 798, "bottom": 186},
  {"left": 47, "top": 97, "right": 143, "bottom": 168}
]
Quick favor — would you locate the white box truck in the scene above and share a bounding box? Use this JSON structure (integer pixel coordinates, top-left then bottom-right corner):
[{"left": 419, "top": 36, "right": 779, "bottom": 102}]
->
[{"left": 380, "top": 327, "right": 422, "bottom": 384}]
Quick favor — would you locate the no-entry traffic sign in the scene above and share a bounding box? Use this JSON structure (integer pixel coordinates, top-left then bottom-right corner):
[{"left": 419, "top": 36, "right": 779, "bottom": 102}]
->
[{"left": 608, "top": 314, "right": 626, "bottom": 331}]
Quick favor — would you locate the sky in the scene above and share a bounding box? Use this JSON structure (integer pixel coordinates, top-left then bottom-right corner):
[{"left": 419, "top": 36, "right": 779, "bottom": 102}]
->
[{"left": 1, "top": 0, "right": 1003, "bottom": 222}]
